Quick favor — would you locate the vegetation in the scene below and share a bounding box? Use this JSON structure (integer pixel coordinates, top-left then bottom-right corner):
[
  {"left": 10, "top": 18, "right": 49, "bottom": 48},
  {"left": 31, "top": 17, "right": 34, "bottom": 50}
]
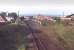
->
[
  {"left": 0, "top": 24, "right": 26, "bottom": 50},
  {"left": 38, "top": 21, "right": 74, "bottom": 50},
  {"left": 42, "top": 20, "right": 48, "bottom": 26}
]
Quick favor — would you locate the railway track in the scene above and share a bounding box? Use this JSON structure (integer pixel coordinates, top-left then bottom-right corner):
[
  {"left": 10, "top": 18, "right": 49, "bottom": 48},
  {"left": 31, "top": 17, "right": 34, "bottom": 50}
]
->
[{"left": 25, "top": 21, "right": 47, "bottom": 50}]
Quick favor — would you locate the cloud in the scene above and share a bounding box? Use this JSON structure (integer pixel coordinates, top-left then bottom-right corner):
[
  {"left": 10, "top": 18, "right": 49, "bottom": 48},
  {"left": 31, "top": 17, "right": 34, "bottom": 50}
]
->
[{"left": 0, "top": 0, "right": 74, "bottom": 15}]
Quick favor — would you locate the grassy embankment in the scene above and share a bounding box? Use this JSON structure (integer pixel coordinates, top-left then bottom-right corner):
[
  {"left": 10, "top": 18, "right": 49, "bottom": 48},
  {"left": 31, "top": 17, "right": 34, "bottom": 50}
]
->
[
  {"left": 38, "top": 21, "right": 74, "bottom": 50},
  {"left": 0, "top": 23, "right": 26, "bottom": 50}
]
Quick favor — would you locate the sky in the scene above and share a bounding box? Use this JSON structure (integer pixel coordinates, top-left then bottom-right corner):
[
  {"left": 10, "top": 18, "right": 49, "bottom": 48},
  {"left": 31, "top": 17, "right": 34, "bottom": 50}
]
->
[{"left": 0, "top": 0, "right": 74, "bottom": 16}]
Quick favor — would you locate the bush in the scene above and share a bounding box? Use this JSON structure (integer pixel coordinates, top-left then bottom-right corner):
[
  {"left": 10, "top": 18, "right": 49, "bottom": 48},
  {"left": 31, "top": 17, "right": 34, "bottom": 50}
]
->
[{"left": 42, "top": 20, "right": 48, "bottom": 26}]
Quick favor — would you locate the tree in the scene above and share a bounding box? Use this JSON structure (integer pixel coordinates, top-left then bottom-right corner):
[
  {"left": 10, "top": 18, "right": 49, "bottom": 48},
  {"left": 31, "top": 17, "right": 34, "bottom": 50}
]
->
[
  {"left": 0, "top": 12, "right": 7, "bottom": 21},
  {"left": 20, "top": 17, "right": 24, "bottom": 21},
  {"left": 0, "top": 12, "right": 7, "bottom": 17},
  {"left": 54, "top": 17, "right": 60, "bottom": 21},
  {"left": 8, "top": 12, "right": 18, "bottom": 20}
]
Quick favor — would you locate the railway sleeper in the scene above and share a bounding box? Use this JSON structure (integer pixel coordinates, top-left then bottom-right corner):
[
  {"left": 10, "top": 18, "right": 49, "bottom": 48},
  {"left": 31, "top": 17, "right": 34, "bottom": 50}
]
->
[
  {"left": 26, "top": 43, "right": 34, "bottom": 48},
  {"left": 26, "top": 34, "right": 34, "bottom": 39},
  {"left": 26, "top": 39, "right": 34, "bottom": 43},
  {"left": 25, "top": 47, "right": 37, "bottom": 50}
]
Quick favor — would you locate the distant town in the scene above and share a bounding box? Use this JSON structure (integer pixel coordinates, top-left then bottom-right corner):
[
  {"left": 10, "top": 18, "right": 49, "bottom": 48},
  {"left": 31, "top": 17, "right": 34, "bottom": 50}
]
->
[{"left": 0, "top": 11, "right": 73, "bottom": 25}]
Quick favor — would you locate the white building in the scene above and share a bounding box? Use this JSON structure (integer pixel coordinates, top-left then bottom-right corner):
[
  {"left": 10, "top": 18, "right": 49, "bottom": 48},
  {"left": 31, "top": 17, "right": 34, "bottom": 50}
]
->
[
  {"left": 0, "top": 16, "right": 6, "bottom": 22},
  {"left": 6, "top": 17, "right": 14, "bottom": 21}
]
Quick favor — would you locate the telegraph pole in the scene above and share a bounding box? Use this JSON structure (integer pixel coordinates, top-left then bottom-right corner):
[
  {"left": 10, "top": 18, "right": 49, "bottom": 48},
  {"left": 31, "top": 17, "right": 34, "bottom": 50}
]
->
[
  {"left": 6, "top": 11, "right": 8, "bottom": 16},
  {"left": 15, "top": 11, "right": 20, "bottom": 24},
  {"left": 18, "top": 11, "right": 19, "bottom": 17},
  {"left": 63, "top": 11, "right": 64, "bottom": 17}
]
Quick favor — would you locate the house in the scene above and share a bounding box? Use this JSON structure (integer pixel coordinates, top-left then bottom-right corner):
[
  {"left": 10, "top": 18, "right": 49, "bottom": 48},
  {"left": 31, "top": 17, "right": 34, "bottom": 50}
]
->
[
  {"left": 0, "top": 15, "right": 15, "bottom": 23},
  {"left": 66, "top": 14, "right": 74, "bottom": 18},
  {"left": 6, "top": 17, "right": 14, "bottom": 22},
  {"left": 32, "top": 15, "right": 55, "bottom": 24},
  {"left": 60, "top": 16, "right": 72, "bottom": 25},
  {"left": 0, "top": 16, "right": 7, "bottom": 22},
  {"left": 33, "top": 15, "right": 54, "bottom": 21},
  {"left": 60, "top": 17, "right": 71, "bottom": 21},
  {"left": 23, "top": 16, "right": 30, "bottom": 20},
  {"left": 63, "top": 14, "right": 74, "bottom": 21}
]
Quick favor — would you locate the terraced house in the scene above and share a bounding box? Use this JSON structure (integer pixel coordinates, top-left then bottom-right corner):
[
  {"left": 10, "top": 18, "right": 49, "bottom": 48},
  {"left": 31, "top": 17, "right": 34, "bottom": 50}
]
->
[{"left": 32, "top": 15, "right": 54, "bottom": 24}]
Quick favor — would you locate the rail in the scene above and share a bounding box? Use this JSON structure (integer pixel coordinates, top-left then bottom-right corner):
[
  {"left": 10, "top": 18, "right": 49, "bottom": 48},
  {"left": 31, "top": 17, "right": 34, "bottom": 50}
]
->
[{"left": 25, "top": 21, "right": 47, "bottom": 50}]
